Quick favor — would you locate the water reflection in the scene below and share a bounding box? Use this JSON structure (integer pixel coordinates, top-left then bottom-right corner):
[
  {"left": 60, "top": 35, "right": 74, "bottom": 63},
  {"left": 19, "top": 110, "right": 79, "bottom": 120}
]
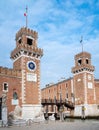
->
[{"left": 64, "top": 118, "right": 99, "bottom": 123}]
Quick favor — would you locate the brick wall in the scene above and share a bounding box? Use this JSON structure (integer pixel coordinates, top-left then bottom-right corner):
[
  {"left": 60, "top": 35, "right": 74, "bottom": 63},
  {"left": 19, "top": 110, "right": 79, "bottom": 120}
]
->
[
  {"left": 42, "top": 78, "right": 73, "bottom": 102},
  {"left": 0, "top": 74, "right": 21, "bottom": 113}
]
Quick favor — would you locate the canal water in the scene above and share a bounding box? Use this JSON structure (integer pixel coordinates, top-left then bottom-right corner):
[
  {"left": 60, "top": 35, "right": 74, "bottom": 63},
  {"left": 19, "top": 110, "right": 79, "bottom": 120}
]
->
[{"left": 64, "top": 118, "right": 99, "bottom": 123}]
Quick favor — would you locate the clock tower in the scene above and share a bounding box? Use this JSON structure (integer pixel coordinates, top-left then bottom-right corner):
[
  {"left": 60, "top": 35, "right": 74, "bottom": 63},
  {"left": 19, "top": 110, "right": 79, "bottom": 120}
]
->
[
  {"left": 11, "top": 27, "right": 43, "bottom": 119},
  {"left": 72, "top": 52, "right": 96, "bottom": 117}
]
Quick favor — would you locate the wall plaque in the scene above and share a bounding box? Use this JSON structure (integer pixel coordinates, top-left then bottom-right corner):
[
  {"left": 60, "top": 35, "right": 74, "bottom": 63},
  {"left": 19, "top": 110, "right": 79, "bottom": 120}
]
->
[{"left": 27, "top": 73, "right": 37, "bottom": 82}]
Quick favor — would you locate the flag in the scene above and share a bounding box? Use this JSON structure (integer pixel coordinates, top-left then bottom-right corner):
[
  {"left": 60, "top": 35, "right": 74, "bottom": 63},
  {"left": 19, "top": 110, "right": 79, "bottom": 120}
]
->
[
  {"left": 24, "top": 6, "right": 28, "bottom": 28},
  {"left": 80, "top": 39, "right": 82, "bottom": 43},
  {"left": 24, "top": 6, "right": 28, "bottom": 16},
  {"left": 80, "top": 36, "right": 83, "bottom": 43},
  {"left": 24, "top": 13, "right": 27, "bottom": 16}
]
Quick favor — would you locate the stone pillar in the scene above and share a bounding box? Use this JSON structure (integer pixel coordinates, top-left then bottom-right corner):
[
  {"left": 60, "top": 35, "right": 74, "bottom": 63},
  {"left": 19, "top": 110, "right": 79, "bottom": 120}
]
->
[
  {"left": 2, "top": 93, "right": 8, "bottom": 126},
  {"left": 2, "top": 106, "right": 7, "bottom": 126}
]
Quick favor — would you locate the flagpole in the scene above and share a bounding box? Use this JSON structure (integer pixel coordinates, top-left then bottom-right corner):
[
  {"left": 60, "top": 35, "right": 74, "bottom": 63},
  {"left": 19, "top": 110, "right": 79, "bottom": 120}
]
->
[
  {"left": 80, "top": 36, "right": 83, "bottom": 52},
  {"left": 26, "top": 6, "right": 28, "bottom": 28}
]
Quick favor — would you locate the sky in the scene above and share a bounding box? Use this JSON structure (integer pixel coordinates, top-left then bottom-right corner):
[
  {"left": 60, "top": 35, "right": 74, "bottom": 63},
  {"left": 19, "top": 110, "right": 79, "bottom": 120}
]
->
[{"left": 0, "top": 0, "right": 99, "bottom": 88}]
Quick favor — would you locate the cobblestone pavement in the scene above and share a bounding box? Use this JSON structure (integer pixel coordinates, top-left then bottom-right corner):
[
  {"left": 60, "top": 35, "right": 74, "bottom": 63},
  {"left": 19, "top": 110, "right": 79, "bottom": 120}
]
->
[{"left": 0, "top": 120, "right": 99, "bottom": 130}]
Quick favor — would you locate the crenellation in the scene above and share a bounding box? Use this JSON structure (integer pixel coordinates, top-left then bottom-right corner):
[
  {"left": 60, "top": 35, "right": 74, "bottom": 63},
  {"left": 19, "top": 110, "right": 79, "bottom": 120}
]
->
[
  {"left": 0, "top": 67, "right": 7, "bottom": 74},
  {"left": 6, "top": 68, "right": 12, "bottom": 75},
  {"left": 0, "top": 66, "right": 21, "bottom": 77},
  {"left": 75, "top": 51, "right": 91, "bottom": 59},
  {"left": 33, "top": 31, "right": 38, "bottom": 39},
  {"left": 16, "top": 27, "right": 38, "bottom": 41}
]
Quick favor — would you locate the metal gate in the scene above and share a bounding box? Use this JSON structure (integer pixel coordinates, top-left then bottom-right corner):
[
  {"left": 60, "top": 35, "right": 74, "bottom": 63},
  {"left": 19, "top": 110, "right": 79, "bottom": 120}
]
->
[{"left": 0, "top": 98, "right": 2, "bottom": 120}]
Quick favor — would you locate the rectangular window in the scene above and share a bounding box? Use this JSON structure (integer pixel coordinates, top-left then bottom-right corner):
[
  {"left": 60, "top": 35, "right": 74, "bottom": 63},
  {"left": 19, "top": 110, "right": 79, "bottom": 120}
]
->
[
  {"left": 18, "top": 38, "right": 21, "bottom": 44},
  {"left": 66, "top": 83, "right": 67, "bottom": 88},
  {"left": 3, "top": 83, "right": 8, "bottom": 92},
  {"left": 88, "top": 82, "right": 93, "bottom": 89},
  {"left": 27, "top": 38, "right": 32, "bottom": 45},
  {"left": 78, "top": 59, "right": 82, "bottom": 65}
]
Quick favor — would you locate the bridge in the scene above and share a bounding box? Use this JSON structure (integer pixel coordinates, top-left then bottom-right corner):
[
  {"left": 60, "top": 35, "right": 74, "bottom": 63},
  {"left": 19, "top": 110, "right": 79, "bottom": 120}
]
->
[
  {"left": 41, "top": 99, "right": 74, "bottom": 110},
  {"left": 41, "top": 99, "right": 74, "bottom": 119}
]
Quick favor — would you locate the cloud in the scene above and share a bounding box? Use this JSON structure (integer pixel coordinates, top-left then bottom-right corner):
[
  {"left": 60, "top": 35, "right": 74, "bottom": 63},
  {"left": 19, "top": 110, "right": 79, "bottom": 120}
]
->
[
  {"left": 0, "top": 0, "right": 99, "bottom": 88},
  {"left": 40, "top": 39, "right": 79, "bottom": 87}
]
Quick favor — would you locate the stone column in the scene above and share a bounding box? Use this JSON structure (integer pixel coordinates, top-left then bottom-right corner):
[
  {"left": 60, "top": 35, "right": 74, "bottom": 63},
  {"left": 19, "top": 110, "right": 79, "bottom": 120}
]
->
[{"left": 2, "top": 93, "right": 8, "bottom": 127}]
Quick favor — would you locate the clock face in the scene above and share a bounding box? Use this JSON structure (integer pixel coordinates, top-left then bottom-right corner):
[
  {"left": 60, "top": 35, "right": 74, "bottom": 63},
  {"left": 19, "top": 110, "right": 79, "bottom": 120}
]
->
[{"left": 27, "top": 61, "right": 36, "bottom": 71}]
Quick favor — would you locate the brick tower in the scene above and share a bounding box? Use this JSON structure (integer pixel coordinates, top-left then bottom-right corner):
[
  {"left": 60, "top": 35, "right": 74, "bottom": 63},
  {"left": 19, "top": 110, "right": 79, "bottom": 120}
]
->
[
  {"left": 72, "top": 51, "right": 96, "bottom": 117},
  {"left": 11, "top": 27, "right": 43, "bottom": 119}
]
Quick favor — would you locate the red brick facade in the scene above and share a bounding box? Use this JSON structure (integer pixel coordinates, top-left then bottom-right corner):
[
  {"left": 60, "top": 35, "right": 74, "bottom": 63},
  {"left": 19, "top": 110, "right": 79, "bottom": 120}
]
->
[
  {"left": 41, "top": 52, "right": 99, "bottom": 116},
  {"left": 0, "top": 27, "right": 43, "bottom": 118},
  {"left": 0, "top": 67, "right": 21, "bottom": 112},
  {"left": 0, "top": 26, "right": 99, "bottom": 118},
  {"left": 95, "top": 79, "right": 99, "bottom": 104}
]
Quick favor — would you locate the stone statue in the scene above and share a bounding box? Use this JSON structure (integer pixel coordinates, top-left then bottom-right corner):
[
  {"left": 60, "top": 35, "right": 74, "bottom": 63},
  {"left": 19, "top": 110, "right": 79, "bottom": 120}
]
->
[
  {"left": 14, "top": 105, "right": 22, "bottom": 119},
  {"left": 2, "top": 92, "right": 7, "bottom": 106}
]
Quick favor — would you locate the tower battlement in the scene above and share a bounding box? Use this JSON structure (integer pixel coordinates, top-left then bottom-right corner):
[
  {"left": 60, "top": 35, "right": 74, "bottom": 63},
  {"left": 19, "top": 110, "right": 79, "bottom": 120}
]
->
[
  {"left": 0, "top": 66, "right": 21, "bottom": 77},
  {"left": 75, "top": 51, "right": 91, "bottom": 59},
  {"left": 72, "top": 65, "right": 95, "bottom": 74},
  {"left": 11, "top": 27, "right": 43, "bottom": 60},
  {"left": 16, "top": 27, "right": 38, "bottom": 41},
  {"left": 72, "top": 51, "right": 95, "bottom": 74},
  {"left": 10, "top": 43, "right": 43, "bottom": 59}
]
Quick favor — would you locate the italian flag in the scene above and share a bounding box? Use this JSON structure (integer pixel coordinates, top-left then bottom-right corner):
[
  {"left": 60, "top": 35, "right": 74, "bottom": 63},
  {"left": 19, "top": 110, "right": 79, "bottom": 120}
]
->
[{"left": 24, "top": 13, "right": 27, "bottom": 16}]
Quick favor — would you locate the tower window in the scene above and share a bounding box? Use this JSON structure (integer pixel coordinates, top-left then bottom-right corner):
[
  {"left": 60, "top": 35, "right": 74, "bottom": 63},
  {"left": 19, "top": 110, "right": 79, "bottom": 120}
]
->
[
  {"left": 86, "top": 59, "right": 89, "bottom": 64},
  {"left": 27, "top": 38, "right": 32, "bottom": 45},
  {"left": 78, "top": 59, "right": 82, "bottom": 65},
  {"left": 18, "top": 38, "right": 21, "bottom": 44},
  {"left": 66, "top": 84, "right": 67, "bottom": 88},
  {"left": 60, "top": 86, "right": 61, "bottom": 90}
]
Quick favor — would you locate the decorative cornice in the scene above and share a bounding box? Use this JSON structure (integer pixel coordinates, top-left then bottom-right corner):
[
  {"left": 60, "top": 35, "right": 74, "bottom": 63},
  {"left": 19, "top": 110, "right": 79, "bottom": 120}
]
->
[
  {"left": 72, "top": 65, "right": 95, "bottom": 74},
  {"left": 10, "top": 47, "right": 43, "bottom": 60}
]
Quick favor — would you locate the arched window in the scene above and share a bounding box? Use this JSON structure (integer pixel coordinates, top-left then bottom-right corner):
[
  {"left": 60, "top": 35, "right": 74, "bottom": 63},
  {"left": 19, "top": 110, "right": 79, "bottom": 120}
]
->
[
  {"left": 78, "top": 59, "right": 82, "bottom": 65},
  {"left": 3, "top": 83, "right": 8, "bottom": 92},
  {"left": 86, "top": 59, "right": 89, "bottom": 64},
  {"left": 13, "top": 92, "right": 18, "bottom": 100}
]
